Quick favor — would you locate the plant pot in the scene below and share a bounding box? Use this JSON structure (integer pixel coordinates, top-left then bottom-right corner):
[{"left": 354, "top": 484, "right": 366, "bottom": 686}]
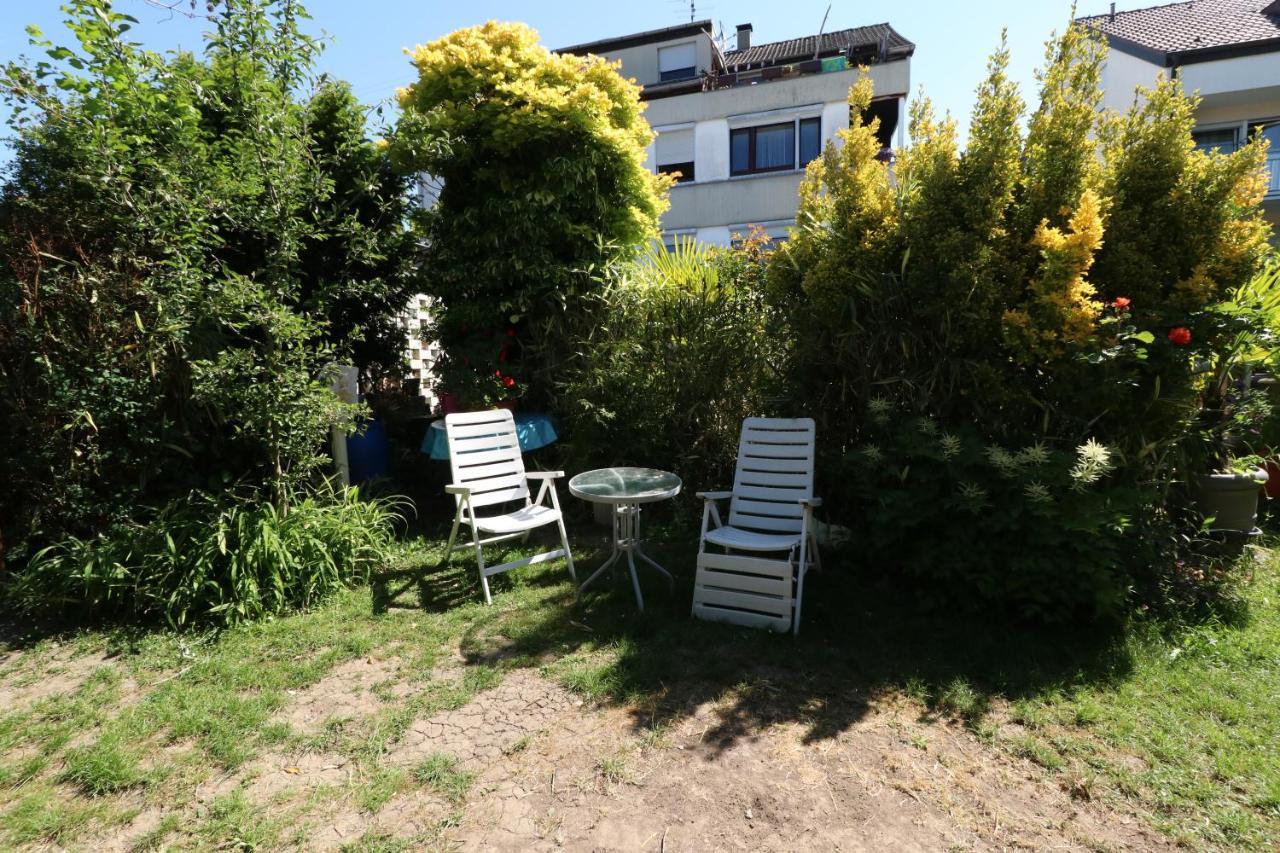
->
[
  {"left": 1265, "top": 459, "right": 1280, "bottom": 499},
  {"left": 1194, "top": 468, "right": 1268, "bottom": 532}
]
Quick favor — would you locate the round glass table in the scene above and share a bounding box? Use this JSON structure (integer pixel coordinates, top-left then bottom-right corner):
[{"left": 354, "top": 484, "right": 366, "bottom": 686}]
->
[{"left": 568, "top": 467, "right": 682, "bottom": 611}]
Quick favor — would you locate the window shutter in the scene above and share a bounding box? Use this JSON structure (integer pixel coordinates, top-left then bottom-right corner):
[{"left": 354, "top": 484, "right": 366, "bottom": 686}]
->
[
  {"left": 658, "top": 43, "right": 697, "bottom": 75},
  {"left": 655, "top": 128, "right": 694, "bottom": 166}
]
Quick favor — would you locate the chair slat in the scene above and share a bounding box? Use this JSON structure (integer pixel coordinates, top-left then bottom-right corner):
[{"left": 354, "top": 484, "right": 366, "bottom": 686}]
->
[
  {"left": 698, "top": 570, "right": 791, "bottom": 598},
  {"left": 462, "top": 472, "right": 527, "bottom": 493},
  {"left": 732, "top": 498, "right": 804, "bottom": 518},
  {"left": 693, "top": 587, "right": 791, "bottom": 618},
  {"left": 735, "top": 483, "right": 805, "bottom": 501},
  {"left": 469, "top": 485, "right": 530, "bottom": 508},
  {"left": 742, "top": 416, "right": 814, "bottom": 430},
  {"left": 736, "top": 456, "right": 812, "bottom": 474},
  {"left": 447, "top": 421, "right": 519, "bottom": 440},
  {"left": 728, "top": 511, "right": 804, "bottom": 533},
  {"left": 456, "top": 459, "right": 525, "bottom": 483},
  {"left": 696, "top": 551, "right": 795, "bottom": 578},
  {"left": 454, "top": 446, "right": 523, "bottom": 467},
  {"left": 741, "top": 427, "right": 815, "bottom": 443},
  {"left": 740, "top": 443, "right": 815, "bottom": 460},
  {"left": 736, "top": 470, "right": 811, "bottom": 488},
  {"left": 692, "top": 603, "right": 792, "bottom": 632},
  {"left": 446, "top": 410, "right": 514, "bottom": 426}
]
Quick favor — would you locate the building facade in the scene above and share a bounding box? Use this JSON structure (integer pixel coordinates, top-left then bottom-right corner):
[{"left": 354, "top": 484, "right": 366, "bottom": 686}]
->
[
  {"left": 559, "top": 20, "right": 914, "bottom": 246},
  {"left": 1080, "top": 0, "right": 1280, "bottom": 233}
]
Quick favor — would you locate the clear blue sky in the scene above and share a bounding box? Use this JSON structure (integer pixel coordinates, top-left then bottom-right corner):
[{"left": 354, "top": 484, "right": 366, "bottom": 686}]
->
[{"left": 1, "top": 0, "right": 1125, "bottom": 143}]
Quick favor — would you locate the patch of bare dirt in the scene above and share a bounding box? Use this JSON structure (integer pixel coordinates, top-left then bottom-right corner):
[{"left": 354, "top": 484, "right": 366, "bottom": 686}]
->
[
  {"left": 387, "top": 668, "right": 576, "bottom": 769},
  {"left": 91, "top": 802, "right": 167, "bottom": 853},
  {"left": 433, "top": 680, "right": 1172, "bottom": 852},
  {"left": 197, "top": 749, "right": 353, "bottom": 806},
  {"left": 0, "top": 646, "right": 126, "bottom": 711},
  {"left": 275, "top": 656, "right": 405, "bottom": 734},
  {"left": 66, "top": 662, "right": 1172, "bottom": 851}
]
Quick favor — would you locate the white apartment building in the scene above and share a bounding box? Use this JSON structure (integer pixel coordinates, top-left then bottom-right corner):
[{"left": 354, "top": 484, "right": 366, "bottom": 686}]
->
[
  {"left": 559, "top": 19, "right": 914, "bottom": 246},
  {"left": 1080, "top": 0, "right": 1280, "bottom": 233}
]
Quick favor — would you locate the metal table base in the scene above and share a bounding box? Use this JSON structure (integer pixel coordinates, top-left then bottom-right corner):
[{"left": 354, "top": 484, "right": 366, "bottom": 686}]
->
[{"left": 578, "top": 502, "right": 673, "bottom": 611}]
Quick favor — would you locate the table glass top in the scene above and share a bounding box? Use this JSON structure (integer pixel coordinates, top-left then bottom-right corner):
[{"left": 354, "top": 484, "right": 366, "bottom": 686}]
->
[{"left": 569, "top": 467, "right": 682, "bottom": 503}]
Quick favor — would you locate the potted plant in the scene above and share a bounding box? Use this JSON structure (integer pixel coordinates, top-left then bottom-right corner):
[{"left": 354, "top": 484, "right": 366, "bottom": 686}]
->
[{"left": 1195, "top": 455, "right": 1268, "bottom": 533}]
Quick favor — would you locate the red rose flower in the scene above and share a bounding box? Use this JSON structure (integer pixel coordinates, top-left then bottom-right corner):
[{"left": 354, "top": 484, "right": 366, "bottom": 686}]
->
[
  {"left": 1168, "top": 326, "right": 1192, "bottom": 346},
  {"left": 1113, "top": 297, "right": 1131, "bottom": 310},
  {"left": 502, "top": 376, "right": 516, "bottom": 389}
]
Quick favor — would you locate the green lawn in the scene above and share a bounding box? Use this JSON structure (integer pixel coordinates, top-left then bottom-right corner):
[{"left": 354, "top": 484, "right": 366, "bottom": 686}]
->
[{"left": 0, "top": 516, "right": 1276, "bottom": 849}]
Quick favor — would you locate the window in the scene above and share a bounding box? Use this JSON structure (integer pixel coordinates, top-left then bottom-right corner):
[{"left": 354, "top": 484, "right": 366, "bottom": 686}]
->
[
  {"left": 730, "top": 117, "right": 822, "bottom": 176},
  {"left": 1250, "top": 121, "right": 1280, "bottom": 150},
  {"left": 658, "top": 161, "right": 695, "bottom": 183},
  {"left": 655, "top": 127, "right": 695, "bottom": 183},
  {"left": 799, "top": 117, "right": 822, "bottom": 164},
  {"left": 658, "top": 43, "right": 697, "bottom": 82},
  {"left": 1191, "top": 127, "right": 1239, "bottom": 154}
]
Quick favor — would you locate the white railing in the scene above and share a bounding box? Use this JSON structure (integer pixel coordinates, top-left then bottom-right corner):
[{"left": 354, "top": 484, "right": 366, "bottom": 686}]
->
[{"left": 1268, "top": 152, "right": 1280, "bottom": 199}]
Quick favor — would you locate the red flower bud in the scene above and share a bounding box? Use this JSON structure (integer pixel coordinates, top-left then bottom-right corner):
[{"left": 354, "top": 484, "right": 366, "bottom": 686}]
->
[
  {"left": 1113, "top": 297, "right": 1131, "bottom": 310},
  {"left": 1167, "top": 326, "right": 1192, "bottom": 346},
  {"left": 502, "top": 376, "right": 516, "bottom": 388}
]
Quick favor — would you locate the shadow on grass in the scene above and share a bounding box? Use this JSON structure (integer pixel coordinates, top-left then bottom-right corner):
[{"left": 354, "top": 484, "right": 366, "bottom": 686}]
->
[{"left": 377, "top": 523, "right": 1138, "bottom": 757}]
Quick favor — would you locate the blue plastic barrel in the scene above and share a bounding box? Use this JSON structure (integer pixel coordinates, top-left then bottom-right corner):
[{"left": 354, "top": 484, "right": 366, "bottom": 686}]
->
[{"left": 346, "top": 418, "right": 389, "bottom": 484}]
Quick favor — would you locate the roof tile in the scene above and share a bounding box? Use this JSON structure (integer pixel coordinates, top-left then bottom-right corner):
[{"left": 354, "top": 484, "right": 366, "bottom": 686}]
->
[
  {"left": 724, "top": 23, "right": 914, "bottom": 70},
  {"left": 1078, "top": 0, "right": 1280, "bottom": 57}
]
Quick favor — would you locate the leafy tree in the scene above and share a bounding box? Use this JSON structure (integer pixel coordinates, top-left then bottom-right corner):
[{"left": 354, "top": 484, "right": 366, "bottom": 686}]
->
[
  {"left": 765, "top": 23, "right": 1272, "bottom": 619},
  {"left": 391, "top": 21, "right": 670, "bottom": 404},
  {"left": 0, "top": 0, "right": 409, "bottom": 567}
]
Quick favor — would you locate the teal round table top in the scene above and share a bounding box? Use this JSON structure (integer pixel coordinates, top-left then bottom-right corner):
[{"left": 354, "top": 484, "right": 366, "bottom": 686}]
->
[
  {"left": 421, "top": 412, "right": 557, "bottom": 460},
  {"left": 569, "top": 467, "right": 682, "bottom": 505}
]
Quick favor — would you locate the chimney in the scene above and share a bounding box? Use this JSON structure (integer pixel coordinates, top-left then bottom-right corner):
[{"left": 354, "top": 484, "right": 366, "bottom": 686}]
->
[
  {"left": 1109, "top": 3, "right": 1116, "bottom": 22},
  {"left": 736, "top": 23, "right": 753, "bottom": 51}
]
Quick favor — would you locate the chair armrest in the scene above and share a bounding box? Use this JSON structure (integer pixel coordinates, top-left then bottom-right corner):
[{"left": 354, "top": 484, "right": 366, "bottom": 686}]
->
[
  {"left": 444, "top": 484, "right": 471, "bottom": 496},
  {"left": 697, "top": 490, "right": 734, "bottom": 501},
  {"left": 800, "top": 497, "right": 823, "bottom": 508},
  {"left": 525, "top": 471, "right": 565, "bottom": 480}
]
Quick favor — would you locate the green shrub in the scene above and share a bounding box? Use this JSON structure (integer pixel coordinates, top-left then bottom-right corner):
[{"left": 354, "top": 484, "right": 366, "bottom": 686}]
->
[
  {"left": 844, "top": 408, "right": 1138, "bottom": 620},
  {"left": 558, "top": 235, "right": 787, "bottom": 494},
  {"left": 0, "top": 1, "right": 411, "bottom": 564},
  {"left": 762, "top": 24, "right": 1272, "bottom": 617},
  {"left": 5, "top": 485, "right": 401, "bottom": 628},
  {"left": 391, "top": 21, "right": 671, "bottom": 407}
]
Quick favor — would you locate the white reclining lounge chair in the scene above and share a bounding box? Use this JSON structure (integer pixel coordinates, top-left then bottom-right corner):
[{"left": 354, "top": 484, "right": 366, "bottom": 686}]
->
[
  {"left": 439, "top": 409, "right": 576, "bottom": 604},
  {"left": 692, "top": 417, "right": 821, "bottom": 634}
]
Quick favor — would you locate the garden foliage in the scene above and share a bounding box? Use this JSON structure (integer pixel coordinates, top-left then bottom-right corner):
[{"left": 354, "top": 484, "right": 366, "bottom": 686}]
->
[
  {"left": 761, "top": 26, "right": 1272, "bottom": 618},
  {"left": 558, "top": 235, "right": 786, "bottom": 494},
  {"left": 391, "top": 22, "right": 671, "bottom": 407},
  {"left": 0, "top": 0, "right": 409, "bottom": 619},
  {"left": 7, "top": 485, "right": 401, "bottom": 628}
]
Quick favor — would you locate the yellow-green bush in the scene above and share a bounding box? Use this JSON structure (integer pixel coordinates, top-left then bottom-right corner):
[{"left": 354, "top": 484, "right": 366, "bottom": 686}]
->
[{"left": 768, "top": 23, "right": 1272, "bottom": 619}]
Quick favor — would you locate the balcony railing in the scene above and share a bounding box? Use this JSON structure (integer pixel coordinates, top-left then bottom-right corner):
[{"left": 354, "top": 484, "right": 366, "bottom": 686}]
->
[{"left": 1268, "top": 152, "right": 1280, "bottom": 199}]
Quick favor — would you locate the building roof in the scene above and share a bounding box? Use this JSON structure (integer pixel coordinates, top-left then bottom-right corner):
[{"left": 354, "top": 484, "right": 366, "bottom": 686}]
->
[
  {"left": 724, "top": 23, "right": 915, "bottom": 70},
  {"left": 557, "top": 20, "right": 712, "bottom": 56},
  {"left": 1078, "top": 0, "right": 1280, "bottom": 65}
]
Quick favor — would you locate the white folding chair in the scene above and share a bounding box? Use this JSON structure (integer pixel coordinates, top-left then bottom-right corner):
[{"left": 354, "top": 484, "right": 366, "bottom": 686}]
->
[
  {"left": 692, "top": 417, "right": 822, "bottom": 634},
  {"left": 439, "top": 409, "right": 576, "bottom": 604}
]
